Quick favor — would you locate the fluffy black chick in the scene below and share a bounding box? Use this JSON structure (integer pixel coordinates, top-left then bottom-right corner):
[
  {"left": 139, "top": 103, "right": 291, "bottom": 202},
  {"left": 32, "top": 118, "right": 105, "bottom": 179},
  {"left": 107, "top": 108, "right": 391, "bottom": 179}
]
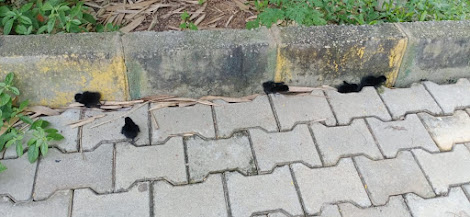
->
[
  {"left": 360, "top": 75, "right": 387, "bottom": 88},
  {"left": 262, "top": 81, "right": 289, "bottom": 94},
  {"left": 75, "top": 91, "right": 101, "bottom": 108},
  {"left": 121, "top": 117, "right": 140, "bottom": 141},
  {"left": 337, "top": 81, "right": 360, "bottom": 93}
]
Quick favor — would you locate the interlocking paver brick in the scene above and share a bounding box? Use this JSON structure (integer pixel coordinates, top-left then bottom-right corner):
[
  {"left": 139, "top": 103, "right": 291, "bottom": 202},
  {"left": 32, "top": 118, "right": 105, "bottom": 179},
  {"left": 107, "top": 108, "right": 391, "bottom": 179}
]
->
[
  {"left": 214, "top": 95, "right": 277, "bottom": 137},
  {"left": 4, "top": 109, "right": 81, "bottom": 158},
  {"left": 34, "top": 145, "right": 113, "bottom": 200},
  {"left": 73, "top": 182, "right": 150, "bottom": 217},
  {"left": 339, "top": 196, "right": 412, "bottom": 217},
  {"left": 82, "top": 105, "right": 149, "bottom": 149},
  {"left": 379, "top": 83, "right": 443, "bottom": 119},
  {"left": 423, "top": 78, "right": 470, "bottom": 114},
  {"left": 0, "top": 155, "right": 37, "bottom": 201},
  {"left": 0, "top": 190, "right": 70, "bottom": 217},
  {"left": 317, "top": 205, "right": 341, "bottom": 217},
  {"left": 292, "top": 159, "right": 370, "bottom": 215},
  {"left": 271, "top": 91, "right": 336, "bottom": 130},
  {"left": 249, "top": 125, "right": 322, "bottom": 173},
  {"left": 464, "top": 184, "right": 470, "bottom": 198},
  {"left": 355, "top": 151, "right": 435, "bottom": 205},
  {"left": 153, "top": 174, "right": 227, "bottom": 217},
  {"left": 366, "top": 114, "right": 439, "bottom": 158},
  {"left": 151, "top": 104, "right": 215, "bottom": 143},
  {"left": 226, "top": 166, "right": 303, "bottom": 217},
  {"left": 418, "top": 110, "right": 470, "bottom": 151},
  {"left": 413, "top": 144, "right": 470, "bottom": 195},
  {"left": 186, "top": 133, "right": 255, "bottom": 182},
  {"left": 325, "top": 87, "right": 391, "bottom": 125},
  {"left": 115, "top": 138, "right": 187, "bottom": 190},
  {"left": 405, "top": 187, "right": 470, "bottom": 217},
  {"left": 311, "top": 119, "right": 382, "bottom": 166}
]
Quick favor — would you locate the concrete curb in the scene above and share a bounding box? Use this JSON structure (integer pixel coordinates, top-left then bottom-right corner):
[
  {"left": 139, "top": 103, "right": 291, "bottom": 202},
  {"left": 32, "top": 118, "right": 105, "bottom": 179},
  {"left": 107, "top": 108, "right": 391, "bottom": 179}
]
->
[{"left": 0, "top": 20, "right": 469, "bottom": 107}]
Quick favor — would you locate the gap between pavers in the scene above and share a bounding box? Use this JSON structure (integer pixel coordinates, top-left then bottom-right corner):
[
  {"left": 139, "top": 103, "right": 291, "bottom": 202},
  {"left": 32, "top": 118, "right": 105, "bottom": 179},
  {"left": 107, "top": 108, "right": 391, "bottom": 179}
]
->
[
  {"left": 405, "top": 187, "right": 470, "bottom": 217},
  {"left": 0, "top": 190, "right": 71, "bottom": 217}
]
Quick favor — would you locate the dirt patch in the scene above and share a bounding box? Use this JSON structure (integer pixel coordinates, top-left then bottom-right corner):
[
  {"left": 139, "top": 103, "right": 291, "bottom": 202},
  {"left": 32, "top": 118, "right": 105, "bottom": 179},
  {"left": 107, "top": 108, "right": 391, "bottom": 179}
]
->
[{"left": 85, "top": 0, "right": 258, "bottom": 32}]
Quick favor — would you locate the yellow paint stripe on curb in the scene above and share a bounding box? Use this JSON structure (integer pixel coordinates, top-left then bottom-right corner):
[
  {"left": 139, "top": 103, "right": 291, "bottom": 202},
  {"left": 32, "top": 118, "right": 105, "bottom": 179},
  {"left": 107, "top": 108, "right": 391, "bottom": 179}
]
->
[{"left": 386, "top": 38, "right": 408, "bottom": 87}]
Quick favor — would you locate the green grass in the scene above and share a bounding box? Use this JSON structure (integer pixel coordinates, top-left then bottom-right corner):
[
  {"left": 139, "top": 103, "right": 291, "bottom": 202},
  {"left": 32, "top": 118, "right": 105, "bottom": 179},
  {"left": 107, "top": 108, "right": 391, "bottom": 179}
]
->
[{"left": 247, "top": 0, "right": 470, "bottom": 29}]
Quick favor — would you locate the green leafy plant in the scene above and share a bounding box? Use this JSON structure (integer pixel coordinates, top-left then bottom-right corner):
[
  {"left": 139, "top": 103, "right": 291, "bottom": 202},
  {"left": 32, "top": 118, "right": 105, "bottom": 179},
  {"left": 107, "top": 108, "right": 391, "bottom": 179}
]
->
[
  {"left": 0, "top": 72, "right": 64, "bottom": 173},
  {"left": 179, "top": 11, "right": 198, "bottom": 30},
  {"left": 198, "top": 0, "right": 206, "bottom": 5},
  {"left": 247, "top": 0, "right": 470, "bottom": 29},
  {"left": 0, "top": 0, "right": 118, "bottom": 35}
]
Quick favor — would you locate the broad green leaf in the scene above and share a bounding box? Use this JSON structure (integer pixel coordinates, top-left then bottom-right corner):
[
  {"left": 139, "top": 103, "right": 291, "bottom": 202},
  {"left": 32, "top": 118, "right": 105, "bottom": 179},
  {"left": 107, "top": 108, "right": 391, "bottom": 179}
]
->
[
  {"left": 4, "top": 72, "right": 14, "bottom": 85},
  {"left": 0, "top": 6, "right": 9, "bottom": 17},
  {"left": 180, "top": 11, "right": 190, "bottom": 20},
  {"left": 58, "top": 5, "right": 70, "bottom": 12},
  {"left": 5, "top": 11, "right": 16, "bottom": 18},
  {"left": 37, "top": 25, "right": 48, "bottom": 34},
  {"left": 44, "top": 128, "right": 58, "bottom": 134},
  {"left": 3, "top": 19, "right": 13, "bottom": 35},
  {"left": 19, "top": 115, "right": 33, "bottom": 125},
  {"left": 47, "top": 17, "right": 56, "bottom": 33},
  {"left": 20, "top": 3, "right": 34, "bottom": 13},
  {"left": 40, "top": 142, "right": 48, "bottom": 155},
  {"left": 0, "top": 93, "right": 11, "bottom": 106},
  {"left": 5, "top": 139, "right": 15, "bottom": 148},
  {"left": 19, "top": 15, "right": 32, "bottom": 25},
  {"left": 82, "top": 13, "right": 96, "bottom": 24},
  {"left": 71, "top": 19, "right": 81, "bottom": 25},
  {"left": 42, "top": 2, "right": 53, "bottom": 11},
  {"left": 36, "top": 138, "right": 43, "bottom": 148},
  {"left": 30, "top": 119, "right": 43, "bottom": 130},
  {"left": 48, "top": 133, "right": 64, "bottom": 141},
  {"left": 27, "top": 138, "right": 37, "bottom": 146},
  {"left": 28, "top": 146, "right": 39, "bottom": 163},
  {"left": 9, "top": 86, "right": 20, "bottom": 96},
  {"left": 15, "top": 24, "right": 28, "bottom": 35},
  {"left": 16, "top": 143, "right": 23, "bottom": 156},
  {"left": 18, "top": 100, "right": 28, "bottom": 110},
  {"left": 0, "top": 132, "right": 15, "bottom": 151}
]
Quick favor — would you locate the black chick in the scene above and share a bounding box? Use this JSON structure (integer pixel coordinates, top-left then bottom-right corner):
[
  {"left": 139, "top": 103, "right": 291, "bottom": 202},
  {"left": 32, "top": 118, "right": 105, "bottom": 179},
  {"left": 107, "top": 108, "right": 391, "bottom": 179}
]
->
[
  {"left": 75, "top": 91, "right": 101, "bottom": 108},
  {"left": 360, "top": 75, "right": 387, "bottom": 88},
  {"left": 337, "top": 81, "right": 360, "bottom": 93},
  {"left": 121, "top": 117, "right": 140, "bottom": 141},
  {"left": 262, "top": 81, "right": 289, "bottom": 94}
]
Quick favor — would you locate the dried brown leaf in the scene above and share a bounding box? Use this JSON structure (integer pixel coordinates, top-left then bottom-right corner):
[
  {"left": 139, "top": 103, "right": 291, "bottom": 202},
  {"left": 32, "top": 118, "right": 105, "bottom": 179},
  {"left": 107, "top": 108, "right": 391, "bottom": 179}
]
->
[
  {"left": 199, "top": 94, "right": 259, "bottom": 102},
  {"left": 233, "top": 0, "right": 249, "bottom": 11},
  {"left": 120, "top": 15, "right": 145, "bottom": 33},
  {"left": 25, "top": 106, "right": 60, "bottom": 116},
  {"left": 194, "top": 13, "right": 206, "bottom": 25},
  {"left": 190, "top": 2, "right": 206, "bottom": 20},
  {"left": 68, "top": 114, "right": 106, "bottom": 129},
  {"left": 149, "top": 102, "right": 179, "bottom": 111}
]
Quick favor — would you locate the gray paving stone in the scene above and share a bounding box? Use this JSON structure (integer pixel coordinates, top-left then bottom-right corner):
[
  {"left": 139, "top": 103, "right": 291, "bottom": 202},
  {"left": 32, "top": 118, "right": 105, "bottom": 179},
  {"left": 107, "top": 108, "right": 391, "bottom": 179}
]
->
[
  {"left": 151, "top": 104, "right": 215, "bottom": 143},
  {"left": 0, "top": 155, "right": 37, "bottom": 201},
  {"left": 271, "top": 90, "right": 336, "bottom": 130},
  {"left": 115, "top": 138, "right": 187, "bottom": 191},
  {"left": 355, "top": 151, "right": 435, "bottom": 205},
  {"left": 423, "top": 78, "right": 470, "bottom": 114},
  {"left": 34, "top": 145, "right": 113, "bottom": 200},
  {"left": 325, "top": 87, "right": 391, "bottom": 125},
  {"left": 73, "top": 182, "right": 150, "bottom": 217},
  {"left": 418, "top": 110, "right": 470, "bottom": 151},
  {"left": 366, "top": 114, "right": 439, "bottom": 158},
  {"left": 405, "top": 187, "right": 470, "bottom": 217},
  {"left": 464, "top": 184, "right": 470, "bottom": 199},
  {"left": 316, "top": 205, "right": 341, "bottom": 217},
  {"left": 4, "top": 109, "right": 81, "bottom": 158},
  {"left": 82, "top": 105, "right": 149, "bottom": 149},
  {"left": 413, "top": 144, "right": 470, "bottom": 195},
  {"left": 226, "top": 166, "right": 303, "bottom": 217},
  {"left": 0, "top": 190, "right": 70, "bottom": 217},
  {"left": 249, "top": 125, "right": 322, "bottom": 173},
  {"left": 186, "top": 133, "right": 255, "bottom": 182},
  {"left": 153, "top": 174, "right": 227, "bottom": 217},
  {"left": 292, "top": 159, "right": 371, "bottom": 215},
  {"left": 339, "top": 196, "right": 412, "bottom": 217},
  {"left": 214, "top": 95, "right": 277, "bottom": 137},
  {"left": 311, "top": 119, "right": 382, "bottom": 166},
  {"left": 379, "top": 83, "right": 442, "bottom": 119}
]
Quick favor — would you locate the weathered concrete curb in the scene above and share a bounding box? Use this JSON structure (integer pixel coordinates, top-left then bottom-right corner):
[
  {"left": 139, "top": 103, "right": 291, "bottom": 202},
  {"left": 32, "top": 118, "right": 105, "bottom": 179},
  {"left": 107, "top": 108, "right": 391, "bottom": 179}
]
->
[{"left": 0, "top": 20, "right": 469, "bottom": 107}]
